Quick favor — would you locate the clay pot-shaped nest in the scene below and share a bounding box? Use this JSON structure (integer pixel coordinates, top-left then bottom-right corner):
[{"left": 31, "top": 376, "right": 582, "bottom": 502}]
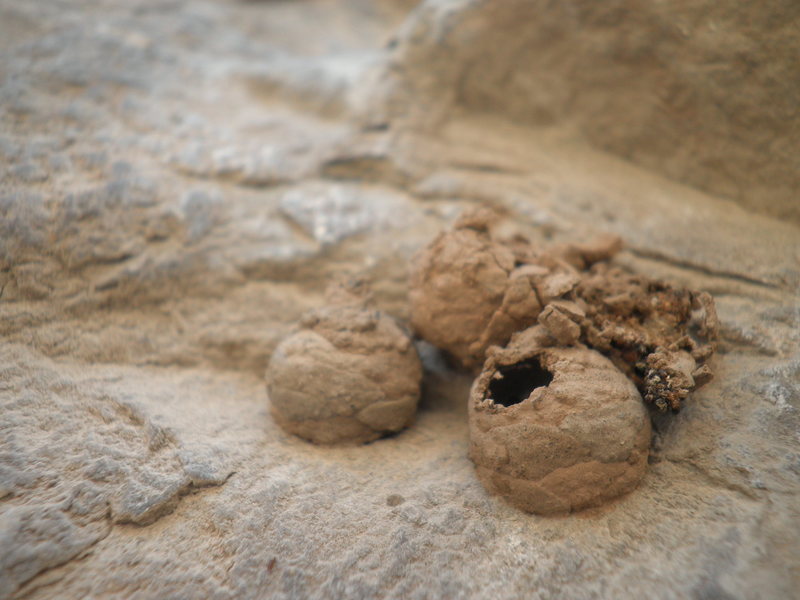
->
[
  {"left": 266, "top": 281, "right": 422, "bottom": 445},
  {"left": 409, "top": 207, "right": 621, "bottom": 371},
  {"left": 469, "top": 328, "right": 651, "bottom": 515},
  {"left": 408, "top": 208, "right": 526, "bottom": 371}
]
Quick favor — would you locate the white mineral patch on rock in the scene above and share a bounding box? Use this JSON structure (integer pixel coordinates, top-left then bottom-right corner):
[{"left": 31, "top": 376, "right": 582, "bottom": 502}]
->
[{"left": 279, "top": 181, "right": 417, "bottom": 245}]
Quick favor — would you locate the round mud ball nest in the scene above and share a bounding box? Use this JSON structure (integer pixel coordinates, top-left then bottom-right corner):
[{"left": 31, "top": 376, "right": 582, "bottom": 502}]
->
[
  {"left": 266, "top": 282, "right": 422, "bottom": 445},
  {"left": 408, "top": 208, "right": 541, "bottom": 371},
  {"left": 468, "top": 332, "right": 651, "bottom": 515},
  {"left": 409, "top": 207, "right": 624, "bottom": 372}
]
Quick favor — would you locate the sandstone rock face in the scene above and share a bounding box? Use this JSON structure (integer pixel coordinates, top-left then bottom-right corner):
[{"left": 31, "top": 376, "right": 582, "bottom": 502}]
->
[
  {"left": 469, "top": 343, "right": 651, "bottom": 515},
  {"left": 387, "top": 0, "right": 800, "bottom": 223},
  {"left": 1, "top": 0, "right": 798, "bottom": 599}
]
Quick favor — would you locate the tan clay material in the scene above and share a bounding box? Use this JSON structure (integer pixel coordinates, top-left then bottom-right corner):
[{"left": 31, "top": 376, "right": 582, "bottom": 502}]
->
[
  {"left": 469, "top": 332, "right": 651, "bottom": 515},
  {"left": 409, "top": 208, "right": 540, "bottom": 370},
  {"left": 409, "top": 208, "right": 629, "bottom": 371},
  {"left": 576, "top": 265, "right": 718, "bottom": 411},
  {"left": 411, "top": 209, "right": 718, "bottom": 411},
  {"left": 266, "top": 280, "right": 422, "bottom": 445}
]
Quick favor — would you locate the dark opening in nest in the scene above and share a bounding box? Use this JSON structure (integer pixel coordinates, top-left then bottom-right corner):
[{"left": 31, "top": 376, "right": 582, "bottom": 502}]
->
[{"left": 488, "top": 357, "right": 553, "bottom": 407}]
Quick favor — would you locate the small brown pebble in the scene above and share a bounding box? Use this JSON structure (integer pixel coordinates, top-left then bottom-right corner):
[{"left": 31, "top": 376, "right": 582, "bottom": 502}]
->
[
  {"left": 537, "top": 304, "right": 581, "bottom": 345},
  {"left": 386, "top": 494, "right": 405, "bottom": 507},
  {"left": 535, "top": 271, "right": 580, "bottom": 304},
  {"left": 692, "top": 364, "right": 714, "bottom": 387}
]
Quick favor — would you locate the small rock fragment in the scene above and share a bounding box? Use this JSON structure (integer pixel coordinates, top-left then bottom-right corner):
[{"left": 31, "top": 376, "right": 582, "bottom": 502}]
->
[
  {"left": 551, "top": 233, "right": 624, "bottom": 269},
  {"left": 535, "top": 270, "right": 580, "bottom": 304},
  {"left": 691, "top": 364, "right": 714, "bottom": 387},
  {"left": 537, "top": 303, "right": 581, "bottom": 345}
]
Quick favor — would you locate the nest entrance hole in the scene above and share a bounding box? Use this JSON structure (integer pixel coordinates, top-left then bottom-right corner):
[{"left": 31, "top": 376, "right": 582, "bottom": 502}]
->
[{"left": 489, "top": 358, "right": 553, "bottom": 407}]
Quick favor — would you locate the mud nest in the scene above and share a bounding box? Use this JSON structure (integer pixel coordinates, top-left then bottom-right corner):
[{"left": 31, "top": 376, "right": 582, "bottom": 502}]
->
[
  {"left": 266, "top": 279, "right": 422, "bottom": 445},
  {"left": 267, "top": 208, "right": 718, "bottom": 514},
  {"left": 409, "top": 208, "right": 718, "bottom": 413},
  {"left": 469, "top": 340, "right": 651, "bottom": 515},
  {"left": 410, "top": 207, "right": 718, "bottom": 514}
]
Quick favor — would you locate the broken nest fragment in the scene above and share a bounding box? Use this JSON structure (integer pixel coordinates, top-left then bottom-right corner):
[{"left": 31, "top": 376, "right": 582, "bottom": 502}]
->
[
  {"left": 266, "top": 279, "right": 422, "bottom": 445},
  {"left": 469, "top": 329, "right": 651, "bottom": 515},
  {"left": 410, "top": 207, "right": 718, "bottom": 412},
  {"left": 576, "top": 264, "right": 718, "bottom": 411}
]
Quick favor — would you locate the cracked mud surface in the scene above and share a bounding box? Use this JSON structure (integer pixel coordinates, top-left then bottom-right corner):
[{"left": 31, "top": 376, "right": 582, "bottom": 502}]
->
[{"left": 1, "top": 1, "right": 799, "bottom": 598}]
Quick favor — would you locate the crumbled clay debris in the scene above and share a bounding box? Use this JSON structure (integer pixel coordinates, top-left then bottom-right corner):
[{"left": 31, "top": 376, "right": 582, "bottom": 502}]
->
[
  {"left": 575, "top": 265, "right": 718, "bottom": 411},
  {"left": 410, "top": 207, "right": 718, "bottom": 412},
  {"left": 469, "top": 333, "right": 651, "bottom": 515},
  {"left": 266, "top": 279, "right": 422, "bottom": 445}
]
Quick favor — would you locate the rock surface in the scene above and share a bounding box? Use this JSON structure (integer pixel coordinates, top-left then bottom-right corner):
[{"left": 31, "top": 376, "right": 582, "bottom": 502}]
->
[
  {"left": 1, "top": 0, "right": 799, "bottom": 599},
  {"left": 384, "top": 0, "right": 800, "bottom": 223}
]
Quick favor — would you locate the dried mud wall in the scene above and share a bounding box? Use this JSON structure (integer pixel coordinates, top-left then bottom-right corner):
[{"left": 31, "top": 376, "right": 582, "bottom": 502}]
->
[{"left": 387, "top": 0, "right": 800, "bottom": 223}]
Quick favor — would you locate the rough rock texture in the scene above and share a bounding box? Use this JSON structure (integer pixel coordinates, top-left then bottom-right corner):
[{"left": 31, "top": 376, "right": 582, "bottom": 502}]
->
[
  {"left": 469, "top": 338, "right": 651, "bottom": 515},
  {"left": 1, "top": 0, "right": 799, "bottom": 599},
  {"left": 0, "top": 345, "right": 238, "bottom": 598},
  {"left": 384, "top": 0, "right": 800, "bottom": 223},
  {"left": 267, "top": 281, "right": 422, "bottom": 445}
]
